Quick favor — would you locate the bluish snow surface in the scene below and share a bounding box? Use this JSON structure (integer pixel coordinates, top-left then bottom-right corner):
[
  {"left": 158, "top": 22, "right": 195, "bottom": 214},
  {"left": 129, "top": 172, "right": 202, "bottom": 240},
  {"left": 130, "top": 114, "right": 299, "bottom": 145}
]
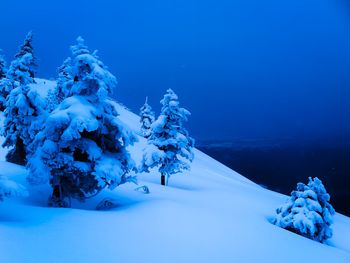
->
[{"left": 0, "top": 80, "right": 349, "bottom": 263}]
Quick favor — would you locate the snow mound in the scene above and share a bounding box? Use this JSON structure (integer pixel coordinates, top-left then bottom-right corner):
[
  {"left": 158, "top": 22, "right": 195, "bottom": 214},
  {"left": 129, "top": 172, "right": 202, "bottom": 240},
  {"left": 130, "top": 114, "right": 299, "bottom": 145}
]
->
[{"left": 29, "top": 78, "right": 56, "bottom": 98}]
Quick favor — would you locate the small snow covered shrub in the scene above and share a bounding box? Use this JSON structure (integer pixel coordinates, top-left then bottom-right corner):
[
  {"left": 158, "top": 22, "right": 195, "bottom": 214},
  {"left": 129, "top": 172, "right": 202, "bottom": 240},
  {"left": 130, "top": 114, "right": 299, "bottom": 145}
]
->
[
  {"left": 142, "top": 89, "right": 194, "bottom": 186},
  {"left": 2, "top": 32, "right": 42, "bottom": 165},
  {"left": 139, "top": 97, "right": 155, "bottom": 138},
  {"left": 274, "top": 177, "right": 335, "bottom": 243},
  {"left": 0, "top": 175, "right": 27, "bottom": 201},
  {"left": 28, "top": 37, "right": 137, "bottom": 207}
]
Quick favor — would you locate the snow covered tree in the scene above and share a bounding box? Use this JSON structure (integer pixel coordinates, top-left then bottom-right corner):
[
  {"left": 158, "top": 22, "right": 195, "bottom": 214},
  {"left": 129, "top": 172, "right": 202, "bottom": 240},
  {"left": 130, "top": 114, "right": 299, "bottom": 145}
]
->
[
  {"left": 0, "top": 175, "right": 27, "bottom": 202},
  {"left": 56, "top": 57, "right": 72, "bottom": 98},
  {"left": 142, "top": 89, "right": 194, "bottom": 186},
  {"left": 46, "top": 57, "right": 72, "bottom": 112},
  {"left": 28, "top": 37, "right": 137, "bottom": 207},
  {"left": 13, "top": 31, "right": 36, "bottom": 79},
  {"left": 274, "top": 177, "right": 335, "bottom": 243},
  {"left": 2, "top": 51, "right": 43, "bottom": 165},
  {"left": 2, "top": 33, "right": 40, "bottom": 164},
  {"left": 0, "top": 50, "right": 6, "bottom": 79},
  {"left": 0, "top": 50, "right": 8, "bottom": 110},
  {"left": 139, "top": 97, "right": 155, "bottom": 138},
  {"left": 0, "top": 33, "right": 36, "bottom": 113},
  {"left": 4, "top": 32, "right": 36, "bottom": 87}
]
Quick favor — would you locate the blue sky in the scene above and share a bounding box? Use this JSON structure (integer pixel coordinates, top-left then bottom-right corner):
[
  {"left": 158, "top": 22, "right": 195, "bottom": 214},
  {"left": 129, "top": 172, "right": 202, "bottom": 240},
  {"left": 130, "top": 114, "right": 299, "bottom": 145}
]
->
[{"left": 1, "top": 0, "right": 350, "bottom": 140}]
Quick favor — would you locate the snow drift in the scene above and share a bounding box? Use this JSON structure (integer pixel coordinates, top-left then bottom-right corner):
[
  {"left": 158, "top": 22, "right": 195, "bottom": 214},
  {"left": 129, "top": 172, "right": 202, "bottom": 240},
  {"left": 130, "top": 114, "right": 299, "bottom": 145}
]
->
[{"left": 0, "top": 79, "right": 349, "bottom": 263}]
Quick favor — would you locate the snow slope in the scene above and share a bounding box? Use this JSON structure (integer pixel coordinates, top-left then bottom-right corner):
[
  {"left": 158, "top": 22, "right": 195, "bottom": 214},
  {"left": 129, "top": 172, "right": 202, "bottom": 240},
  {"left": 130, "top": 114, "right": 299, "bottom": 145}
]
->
[{"left": 0, "top": 80, "right": 349, "bottom": 263}]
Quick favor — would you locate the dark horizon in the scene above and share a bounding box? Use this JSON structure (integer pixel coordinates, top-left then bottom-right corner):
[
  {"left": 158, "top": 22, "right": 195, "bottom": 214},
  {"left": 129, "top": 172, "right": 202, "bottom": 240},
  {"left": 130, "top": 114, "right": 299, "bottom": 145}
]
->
[
  {"left": 198, "top": 139, "right": 350, "bottom": 216},
  {"left": 1, "top": 0, "right": 350, "bottom": 140}
]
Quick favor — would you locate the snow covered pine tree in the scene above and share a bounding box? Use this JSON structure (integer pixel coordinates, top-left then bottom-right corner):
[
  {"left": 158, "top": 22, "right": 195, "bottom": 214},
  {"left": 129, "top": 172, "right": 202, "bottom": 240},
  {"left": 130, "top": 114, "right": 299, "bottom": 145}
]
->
[
  {"left": 0, "top": 32, "right": 37, "bottom": 113},
  {"left": 0, "top": 50, "right": 6, "bottom": 79},
  {"left": 139, "top": 97, "right": 155, "bottom": 138},
  {"left": 142, "top": 89, "right": 194, "bottom": 186},
  {"left": 28, "top": 37, "right": 137, "bottom": 207},
  {"left": 13, "top": 31, "right": 37, "bottom": 79},
  {"left": 2, "top": 32, "right": 41, "bottom": 165},
  {"left": 46, "top": 57, "right": 72, "bottom": 112},
  {"left": 274, "top": 177, "right": 335, "bottom": 243},
  {"left": 0, "top": 50, "right": 7, "bottom": 111}
]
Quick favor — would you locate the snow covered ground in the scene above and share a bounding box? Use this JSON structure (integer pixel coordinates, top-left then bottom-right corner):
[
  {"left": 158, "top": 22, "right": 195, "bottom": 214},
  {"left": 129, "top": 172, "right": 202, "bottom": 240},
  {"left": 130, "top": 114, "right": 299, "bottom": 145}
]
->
[{"left": 0, "top": 80, "right": 349, "bottom": 263}]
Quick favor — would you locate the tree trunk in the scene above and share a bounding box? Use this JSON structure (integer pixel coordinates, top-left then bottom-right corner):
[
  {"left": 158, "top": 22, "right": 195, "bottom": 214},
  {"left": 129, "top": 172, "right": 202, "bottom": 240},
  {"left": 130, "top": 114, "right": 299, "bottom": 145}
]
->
[
  {"left": 53, "top": 185, "right": 61, "bottom": 200},
  {"left": 161, "top": 174, "right": 166, "bottom": 186},
  {"left": 6, "top": 138, "right": 26, "bottom": 165},
  {"left": 48, "top": 185, "right": 69, "bottom": 207},
  {"left": 166, "top": 175, "right": 169, "bottom": 186}
]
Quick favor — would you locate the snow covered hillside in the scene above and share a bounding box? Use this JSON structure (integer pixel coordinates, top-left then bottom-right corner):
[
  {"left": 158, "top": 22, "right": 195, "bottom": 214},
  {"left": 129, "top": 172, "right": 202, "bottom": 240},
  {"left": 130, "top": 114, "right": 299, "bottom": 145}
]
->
[{"left": 0, "top": 80, "right": 349, "bottom": 263}]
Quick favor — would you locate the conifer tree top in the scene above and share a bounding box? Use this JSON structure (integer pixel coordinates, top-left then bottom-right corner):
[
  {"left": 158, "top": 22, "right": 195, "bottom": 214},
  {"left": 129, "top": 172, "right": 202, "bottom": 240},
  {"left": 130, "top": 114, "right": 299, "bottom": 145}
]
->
[
  {"left": 160, "top": 89, "right": 190, "bottom": 118},
  {"left": 70, "top": 36, "right": 90, "bottom": 57},
  {"left": 140, "top": 96, "right": 155, "bottom": 138},
  {"left": 69, "top": 37, "right": 116, "bottom": 100},
  {"left": 55, "top": 57, "right": 72, "bottom": 98},
  {"left": 140, "top": 96, "right": 154, "bottom": 115},
  {"left": 9, "top": 31, "right": 37, "bottom": 80},
  {"left": 161, "top": 89, "right": 178, "bottom": 107},
  {"left": 58, "top": 57, "right": 72, "bottom": 75},
  {"left": 152, "top": 89, "right": 192, "bottom": 137},
  {"left": 15, "top": 31, "right": 35, "bottom": 59}
]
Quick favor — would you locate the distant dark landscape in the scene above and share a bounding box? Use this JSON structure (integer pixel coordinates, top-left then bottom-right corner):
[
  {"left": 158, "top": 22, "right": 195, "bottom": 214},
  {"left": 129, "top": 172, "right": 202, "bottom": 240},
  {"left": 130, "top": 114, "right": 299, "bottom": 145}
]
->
[{"left": 197, "top": 138, "right": 350, "bottom": 216}]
